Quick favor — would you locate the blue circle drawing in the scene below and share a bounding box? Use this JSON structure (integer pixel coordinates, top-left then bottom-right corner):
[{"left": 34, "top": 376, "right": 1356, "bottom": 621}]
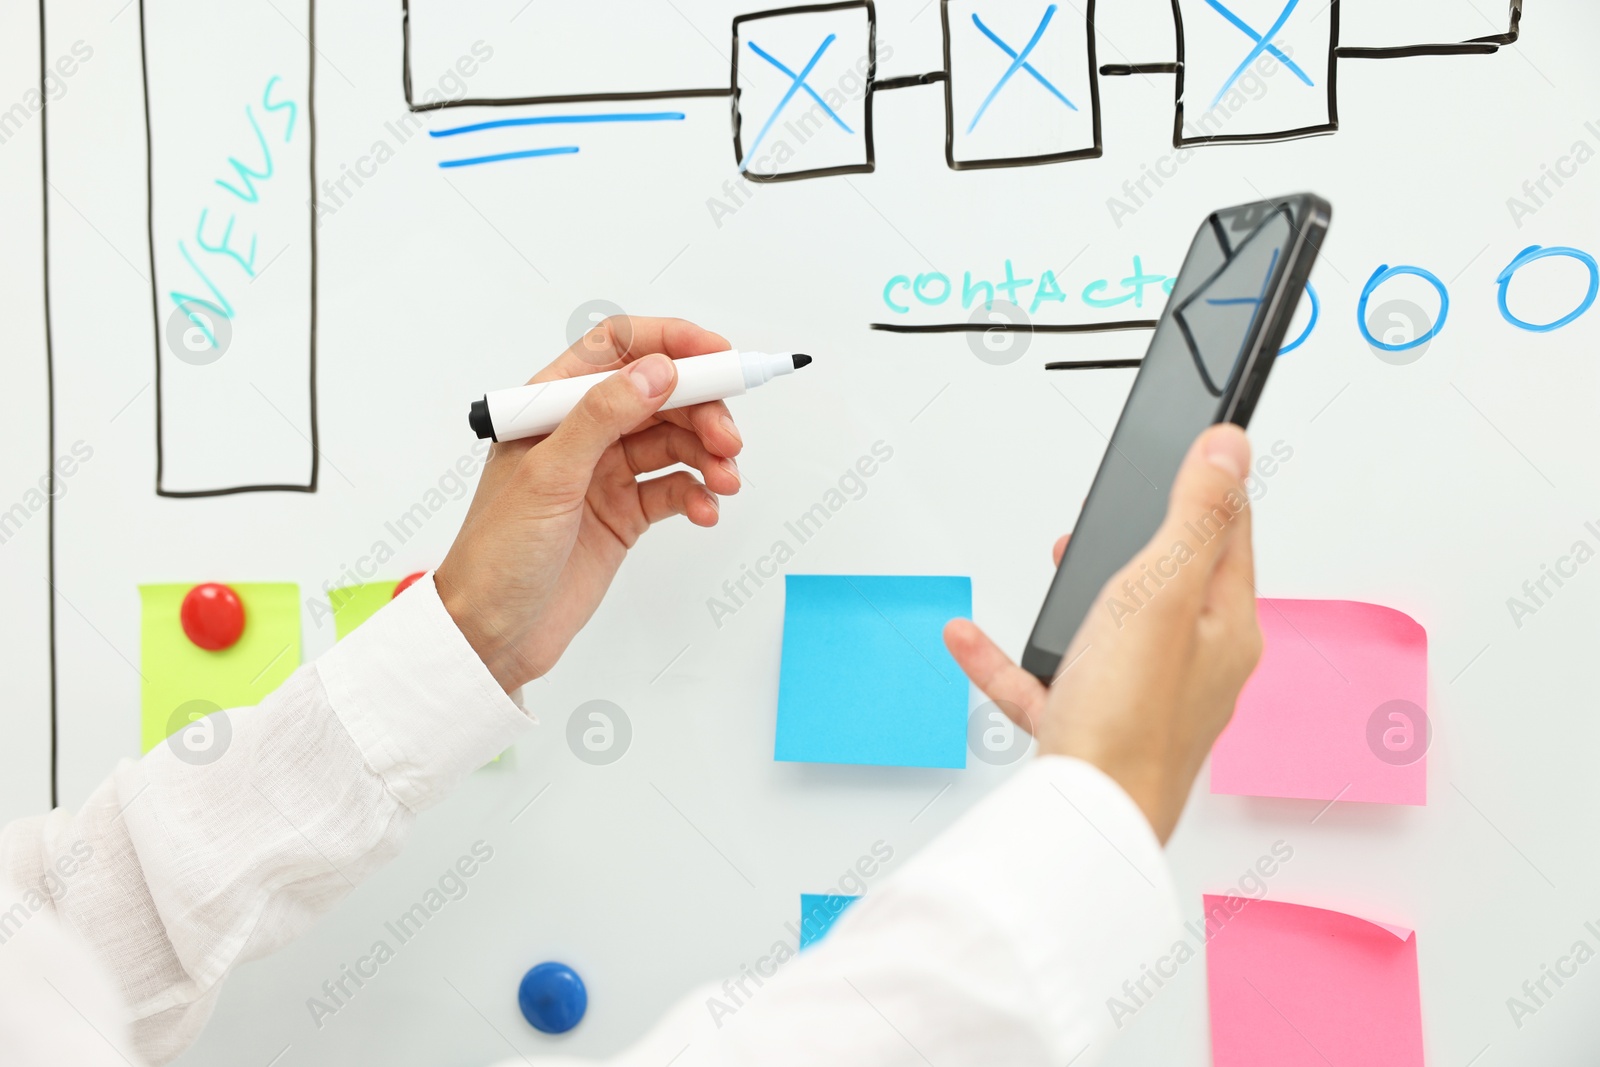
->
[
  {"left": 1496, "top": 245, "right": 1600, "bottom": 333},
  {"left": 1358, "top": 265, "right": 1449, "bottom": 352},
  {"left": 518, "top": 961, "right": 588, "bottom": 1035}
]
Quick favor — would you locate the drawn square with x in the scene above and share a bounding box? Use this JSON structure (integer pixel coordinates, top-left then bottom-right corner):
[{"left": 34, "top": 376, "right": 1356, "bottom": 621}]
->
[
  {"left": 732, "top": 3, "right": 874, "bottom": 182},
  {"left": 1175, "top": 0, "right": 1335, "bottom": 144},
  {"left": 943, "top": 0, "right": 1098, "bottom": 168}
]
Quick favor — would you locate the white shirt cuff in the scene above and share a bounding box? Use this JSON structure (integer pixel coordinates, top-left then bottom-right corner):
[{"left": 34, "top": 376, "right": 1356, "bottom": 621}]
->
[{"left": 315, "top": 573, "right": 534, "bottom": 811}]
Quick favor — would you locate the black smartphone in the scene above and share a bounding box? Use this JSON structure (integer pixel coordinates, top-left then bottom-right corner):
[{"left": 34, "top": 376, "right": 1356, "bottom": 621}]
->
[{"left": 1021, "top": 193, "right": 1331, "bottom": 683}]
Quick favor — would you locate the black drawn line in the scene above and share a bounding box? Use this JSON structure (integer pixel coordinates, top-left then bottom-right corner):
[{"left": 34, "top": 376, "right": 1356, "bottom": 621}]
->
[
  {"left": 140, "top": 1, "right": 161, "bottom": 499},
  {"left": 1045, "top": 359, "right": 1143, "bottom": 370},
  {"left": 307, "top": 0, "right": 321, "bottom": 494},
  {"left": 414, "top": 86, "right": 733, "bottom": 111},
  {"left": 1336, "top": 41, "right": 1498, "bottom": 59},
  {"left": 1101, "top": 62, "right": 1179, "bottom": 75},
  {"left": 40, "top": 0, "right": 59, "bottom": 808},
  {"left": 876, "top": 70, "right": 946, "bottom": 90},
  {"left": 1337, "top": 0, "right": 1521, "bottom": 58},
  {"left": 1104, "top": 0, "right": 1522, "bottom": 148},
  {"left": 871, "top": 319, "right": 1157, "bottom": 334}
]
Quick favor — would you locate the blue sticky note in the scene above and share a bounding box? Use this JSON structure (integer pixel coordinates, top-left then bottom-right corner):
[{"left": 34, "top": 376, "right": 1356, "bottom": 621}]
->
[
  {"left": 775, "top": 574, "right": 971, "bottom": 768},
  {"left": 799, "top": 893, "right": 860, "bottom": 949}
]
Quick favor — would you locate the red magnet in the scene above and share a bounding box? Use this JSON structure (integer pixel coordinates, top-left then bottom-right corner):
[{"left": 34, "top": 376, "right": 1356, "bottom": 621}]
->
[
  {"left": 180, "top": 583, "right": 246, "bottom": 651},
  {"left": 392, "top": 571, "right": 427, "bottom": 599}
]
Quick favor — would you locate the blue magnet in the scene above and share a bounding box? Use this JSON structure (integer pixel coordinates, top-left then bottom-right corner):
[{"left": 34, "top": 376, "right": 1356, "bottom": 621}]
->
[{"left": 517, "top": 961, "right": 587, "bottom": 1034}]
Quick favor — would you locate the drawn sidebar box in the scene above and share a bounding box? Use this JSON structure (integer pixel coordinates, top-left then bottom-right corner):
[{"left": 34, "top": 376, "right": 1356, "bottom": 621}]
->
[{"left": 142, "top": 0, "right": 317, "bottom": 496}]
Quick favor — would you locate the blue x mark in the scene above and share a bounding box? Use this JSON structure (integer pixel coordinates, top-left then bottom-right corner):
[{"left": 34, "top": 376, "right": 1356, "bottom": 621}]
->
[
  {"left": 741, "top": 34, "right": 849, "bottom": 171},
  {"left": 1206, "top": 0, "right": 1313, "bottom": 109},
  {"left": 967, "top": 5, "right": 1077, "bottom": 134}
]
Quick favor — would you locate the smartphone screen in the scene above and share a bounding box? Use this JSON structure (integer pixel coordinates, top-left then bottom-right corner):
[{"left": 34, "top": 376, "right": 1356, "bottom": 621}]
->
[{"left": 1022, "top": 199, "right": 1320, "bottom": 680}]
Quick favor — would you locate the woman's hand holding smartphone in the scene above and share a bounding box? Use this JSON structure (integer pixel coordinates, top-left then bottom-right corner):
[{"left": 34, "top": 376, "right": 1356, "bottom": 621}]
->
[
  {"left": 1021, "top": 194, "right": 1330, "bottom": 682},
  {"left": 944, "top": 424, "right": 1263, "bottom": 844},
  {"left": 942, "top": 196, "right": 1331, "bottom": 841}
]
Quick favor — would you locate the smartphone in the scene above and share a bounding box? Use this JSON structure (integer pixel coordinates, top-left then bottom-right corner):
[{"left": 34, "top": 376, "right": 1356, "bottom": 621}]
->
[{"left": 1021, "top": 193, "right": 1331, "bottom": 683}]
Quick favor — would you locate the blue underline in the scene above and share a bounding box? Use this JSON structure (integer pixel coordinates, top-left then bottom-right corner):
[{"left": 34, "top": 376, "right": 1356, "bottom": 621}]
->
[
  {"left": 429, "top": 112, "right": 687, "bottom": 138},
  {"left": 438, "top": 146, "right": 581, "bottom": 168}
]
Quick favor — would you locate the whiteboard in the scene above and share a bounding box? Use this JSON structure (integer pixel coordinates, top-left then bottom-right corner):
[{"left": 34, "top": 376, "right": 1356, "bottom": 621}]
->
[{"left": 22, "top": 0, "right": 1600, "bottom": 1064}]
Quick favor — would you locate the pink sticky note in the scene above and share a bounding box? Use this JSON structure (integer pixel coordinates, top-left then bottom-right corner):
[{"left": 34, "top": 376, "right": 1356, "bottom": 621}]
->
[
  {"left": 1211, "top": 599, "right": 1428, "bottom": 805},
  {"left": 1205, "top": 896, "right": 1423, "bottom": 1067}
]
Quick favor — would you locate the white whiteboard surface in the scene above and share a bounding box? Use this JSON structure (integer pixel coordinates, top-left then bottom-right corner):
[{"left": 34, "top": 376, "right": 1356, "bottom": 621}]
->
[{"left": 23, "top": 0, "right": 1600, "bottom": 1065}]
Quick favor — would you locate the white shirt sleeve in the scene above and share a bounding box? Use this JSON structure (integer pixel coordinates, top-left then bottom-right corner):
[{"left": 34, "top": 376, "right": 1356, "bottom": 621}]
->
[
  {"left": 0, "top": 571, "right": 1182, "bottom": 1067},
  {"left": 486, "top": 755, "right": 1183, "bottom": 1067},
  {"left": 0, "top": 574, "right": 533, "bottom": 1066}
]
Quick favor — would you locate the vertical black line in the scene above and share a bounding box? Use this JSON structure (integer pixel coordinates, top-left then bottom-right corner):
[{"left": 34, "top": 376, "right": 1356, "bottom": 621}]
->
[
  {"left": 1085, "top": 0, "right": 1101, "bottom": 155},
  {"left": 862, "top": 0, "right": 876, "bottom": 172},
  {"left": 307, "top": 0, "right": 320, "bottom": 491},
  {"left": 39, "top": 0, "right": 58, "bottom": 810},
  {"left": 1169, "top": 0, "right": 1186, "bottom": 148},
  {"left": 139, "top": 0, "right": 162, "bottom": 494},
  {"left": 1326, "top": 0, "right": 1340, "bottom": 130},
  {"left": 401, "top": 0, "right": 414, "bottom": 107}
]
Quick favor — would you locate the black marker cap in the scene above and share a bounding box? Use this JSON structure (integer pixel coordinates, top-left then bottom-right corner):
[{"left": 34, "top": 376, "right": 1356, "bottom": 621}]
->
[{"left": 469, "top": 398, "right": 495, "bottom": 441}]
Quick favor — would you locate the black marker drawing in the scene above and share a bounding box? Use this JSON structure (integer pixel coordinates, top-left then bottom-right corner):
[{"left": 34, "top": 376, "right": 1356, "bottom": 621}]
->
[
  {"left": 871, "top": 319, "right": 1158, "bottom": 334},
  {"left": 731, "top": 0, "right": 878, "bottom": 182},
  {"left": 1045, "top": 359, "right": 1143, "bottom": 369},
  {"left": 1336, "top": 0, "right": 1521, "bottom": 59},
  {"left": 38, "top": 0, "right": 59, "bottom": 807},
  {"left": 941, "top": 0, "right": 1103, "bottom": 170},
  {"left": 1098, "top": 0, "right": 1524, "bottom": 148},
  {"left": 402, "top": 0, "right": 1523, "bottom": 178},
  {"left": 406, "top": 0, "right": 1526, "bottom": 362},
  {"left": 870, "top": 320, "right": 1156, "bottom": 371},
  {"left": 140, "top": 0, "right": 320, "bottom": 497},
  {"left": 400, "top": 0, "right": 732, "bottom": 111}
]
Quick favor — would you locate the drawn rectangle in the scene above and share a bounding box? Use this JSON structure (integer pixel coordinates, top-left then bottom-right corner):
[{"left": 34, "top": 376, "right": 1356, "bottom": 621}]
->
[
  {"left": 1339, "top": 0, "right": 1506, "bottom": 51},
  {"left": 1174, "top": 0, "right": 1336, "bottom": 145},
  {"left": 732, "top": 2, "right": 876, "bottom": 182},
  {"left": 143, "top": 0, "right": 316, "bottom": 495},
  {"left": 942, "top": 0, "right": 1100, "bottom": 168},
  {"left": 405, "top": 0, "right": 744, "bottom": 106}
]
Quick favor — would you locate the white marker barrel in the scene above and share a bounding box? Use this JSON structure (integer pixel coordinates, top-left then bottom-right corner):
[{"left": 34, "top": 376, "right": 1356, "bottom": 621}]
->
[{"left": 475, "top": 350, "right": 804, "bottom": 442}]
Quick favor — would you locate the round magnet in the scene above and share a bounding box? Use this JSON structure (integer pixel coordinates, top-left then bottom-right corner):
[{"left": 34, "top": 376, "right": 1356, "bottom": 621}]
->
[
  {"left": 517, "top": 961, "right": 586, "bottom": 1035},
  {"left": 180, "top": 583, "right": 245, "bottom": 651}
]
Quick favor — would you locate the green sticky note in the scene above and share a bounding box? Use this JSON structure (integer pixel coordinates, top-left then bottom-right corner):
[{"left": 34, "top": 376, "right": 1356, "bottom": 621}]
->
[
  {"left": 331, "top": 581, "right": 399, "bottom": 640},
  {"left": 139, "top": 583, "right": 302, "bottom": 753}
]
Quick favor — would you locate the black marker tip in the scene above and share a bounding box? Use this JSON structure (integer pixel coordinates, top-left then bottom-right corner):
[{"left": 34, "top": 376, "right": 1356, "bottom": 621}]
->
[{"left": 792, "top": 353, "right": 813, "bottom": 369}]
